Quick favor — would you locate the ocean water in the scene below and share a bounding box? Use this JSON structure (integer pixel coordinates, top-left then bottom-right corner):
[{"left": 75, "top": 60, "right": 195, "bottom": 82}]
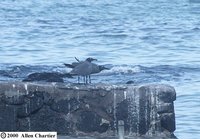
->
[{"left": 0, "top": 0, "right": 200, "bottom": 138}]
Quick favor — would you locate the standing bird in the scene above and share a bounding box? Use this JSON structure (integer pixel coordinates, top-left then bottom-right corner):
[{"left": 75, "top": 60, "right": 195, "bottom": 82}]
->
[
  {"left": 64, "top": 57, "right": 97, "bottom": 83},
  {"left": 69, "top": 61, "right": 109, "bottom": 84},
  {"left": 70, "top": 59, "right": 93, "bottom": 84}
]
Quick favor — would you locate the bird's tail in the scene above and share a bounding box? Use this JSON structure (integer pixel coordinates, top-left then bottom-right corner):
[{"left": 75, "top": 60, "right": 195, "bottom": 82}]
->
[{"left": 63, "top": 63, "right": 74, "bottom": 68}]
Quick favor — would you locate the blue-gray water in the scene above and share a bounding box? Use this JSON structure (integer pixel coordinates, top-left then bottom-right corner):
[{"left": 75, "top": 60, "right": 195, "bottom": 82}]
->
[{"left": 0, "top": 0, "right": 200, "bottom": 138}]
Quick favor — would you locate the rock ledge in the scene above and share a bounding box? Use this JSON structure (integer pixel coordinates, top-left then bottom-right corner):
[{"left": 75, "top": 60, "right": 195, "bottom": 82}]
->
[{"left": 0, "top": 81, "right": 176, "bottom": 138}]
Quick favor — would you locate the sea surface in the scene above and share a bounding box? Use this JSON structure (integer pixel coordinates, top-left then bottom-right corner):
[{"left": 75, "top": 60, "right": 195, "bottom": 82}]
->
[{"left": 0, "top": 0, "right": 200, "bottom": 139}]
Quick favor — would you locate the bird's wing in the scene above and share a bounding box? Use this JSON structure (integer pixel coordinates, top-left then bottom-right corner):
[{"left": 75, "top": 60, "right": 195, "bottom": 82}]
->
[
  {"left": 75, "top": 57, "right": 80, "bottom": 62},
  {"left": 70, "top": 62, "right": 93, "bottom": 75}
]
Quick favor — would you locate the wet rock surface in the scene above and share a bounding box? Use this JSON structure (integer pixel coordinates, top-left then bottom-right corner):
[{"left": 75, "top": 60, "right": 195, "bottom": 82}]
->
[
  {"left": 0, "top": 81, "right": 176, "bottom": 138},
  {"left": 23, "top": 72, "right": 72, "bottom": 82},
  {"left": 0, "top": 105, "right": 17, "bottom": 131}
]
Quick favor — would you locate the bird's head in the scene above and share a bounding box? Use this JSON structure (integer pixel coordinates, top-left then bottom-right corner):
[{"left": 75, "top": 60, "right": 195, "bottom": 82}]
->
[{"left": 86, "top": 57, "right": 97, "bottom": 62}]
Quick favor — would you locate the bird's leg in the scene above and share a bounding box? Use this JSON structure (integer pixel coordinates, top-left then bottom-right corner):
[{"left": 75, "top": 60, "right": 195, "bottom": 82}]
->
[
  {"left": 80, "top": 76, "right": 82, "bottom": 83},
  {"left": 83, "top": 76, "right": 86, "bottom": 84},
  {"left": 86, "top": 76, "right": 87, "bottom": 84},
  {"left": 89, "top": 75, "right": 91, "bottom": 83},
  {"left": 78, "top": 76, "right": 80, "bottom": 84},
  {"left": 86, "top": 76, "right": 88, "bottom": 84}
]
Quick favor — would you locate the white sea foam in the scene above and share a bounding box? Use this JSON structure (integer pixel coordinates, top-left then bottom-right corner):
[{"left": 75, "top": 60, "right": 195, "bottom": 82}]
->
[{"left": 100, "top": 65, "right": 142, "bottom": 75}]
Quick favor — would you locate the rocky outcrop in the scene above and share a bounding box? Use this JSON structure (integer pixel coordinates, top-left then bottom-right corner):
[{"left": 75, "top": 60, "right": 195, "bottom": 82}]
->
[
  {"left": 0, "top": 81, "right": 176, "bottom": 138},
  {"left": 23, "top": 72, "right": 72, "bottom": 82}
]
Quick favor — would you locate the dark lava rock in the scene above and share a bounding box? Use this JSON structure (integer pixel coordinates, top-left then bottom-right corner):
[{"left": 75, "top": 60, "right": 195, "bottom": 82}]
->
[
  {"left": 158, "top": 88, "right": 176, "bottom": 103},
  {"left": 161, "top": 113, "right": 176, "bottom": 132},
  {"left": 116, "top": 100, "right": 128, "bottom": 120},
  {"left": 17, "top": 117, "right": 30, "bottom": 131},
  {"left": 98, "top": 123, "right": 109, "bottom": 133},
  {"left": 19, "top": 106, "right": 73, "bottom": 134},
  {"left": 1, "top": 94, "right": 26, "bottom": 105},
  {"left": 23, "top": 72, "right": 72, "bottom": 82},
  {"left": 126, "top": 80, "right": 134, "bottom": 84},
  {"left": 77, "top": 111, "right": 102, "bottom": 133},
  {"left": 50, "top": 98, "right": 80, "bottom": 114},
  {"left": 0, "top": 105, "right": 17, "bottom": 131},
  {"left": 17, "top": 93, "right": 44, "bottom": 117},
  {"left": 157, "top": 103, "right": 174, "bottom": 114},
  {"left": 43, "top": 92, "right": 54, "bottom": 105},
  {"left": 17, "top": 98, "right": 43, "bottom": 117},
  {"left": 0, "top": 82, "right": 177, "bottom": 137}
]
